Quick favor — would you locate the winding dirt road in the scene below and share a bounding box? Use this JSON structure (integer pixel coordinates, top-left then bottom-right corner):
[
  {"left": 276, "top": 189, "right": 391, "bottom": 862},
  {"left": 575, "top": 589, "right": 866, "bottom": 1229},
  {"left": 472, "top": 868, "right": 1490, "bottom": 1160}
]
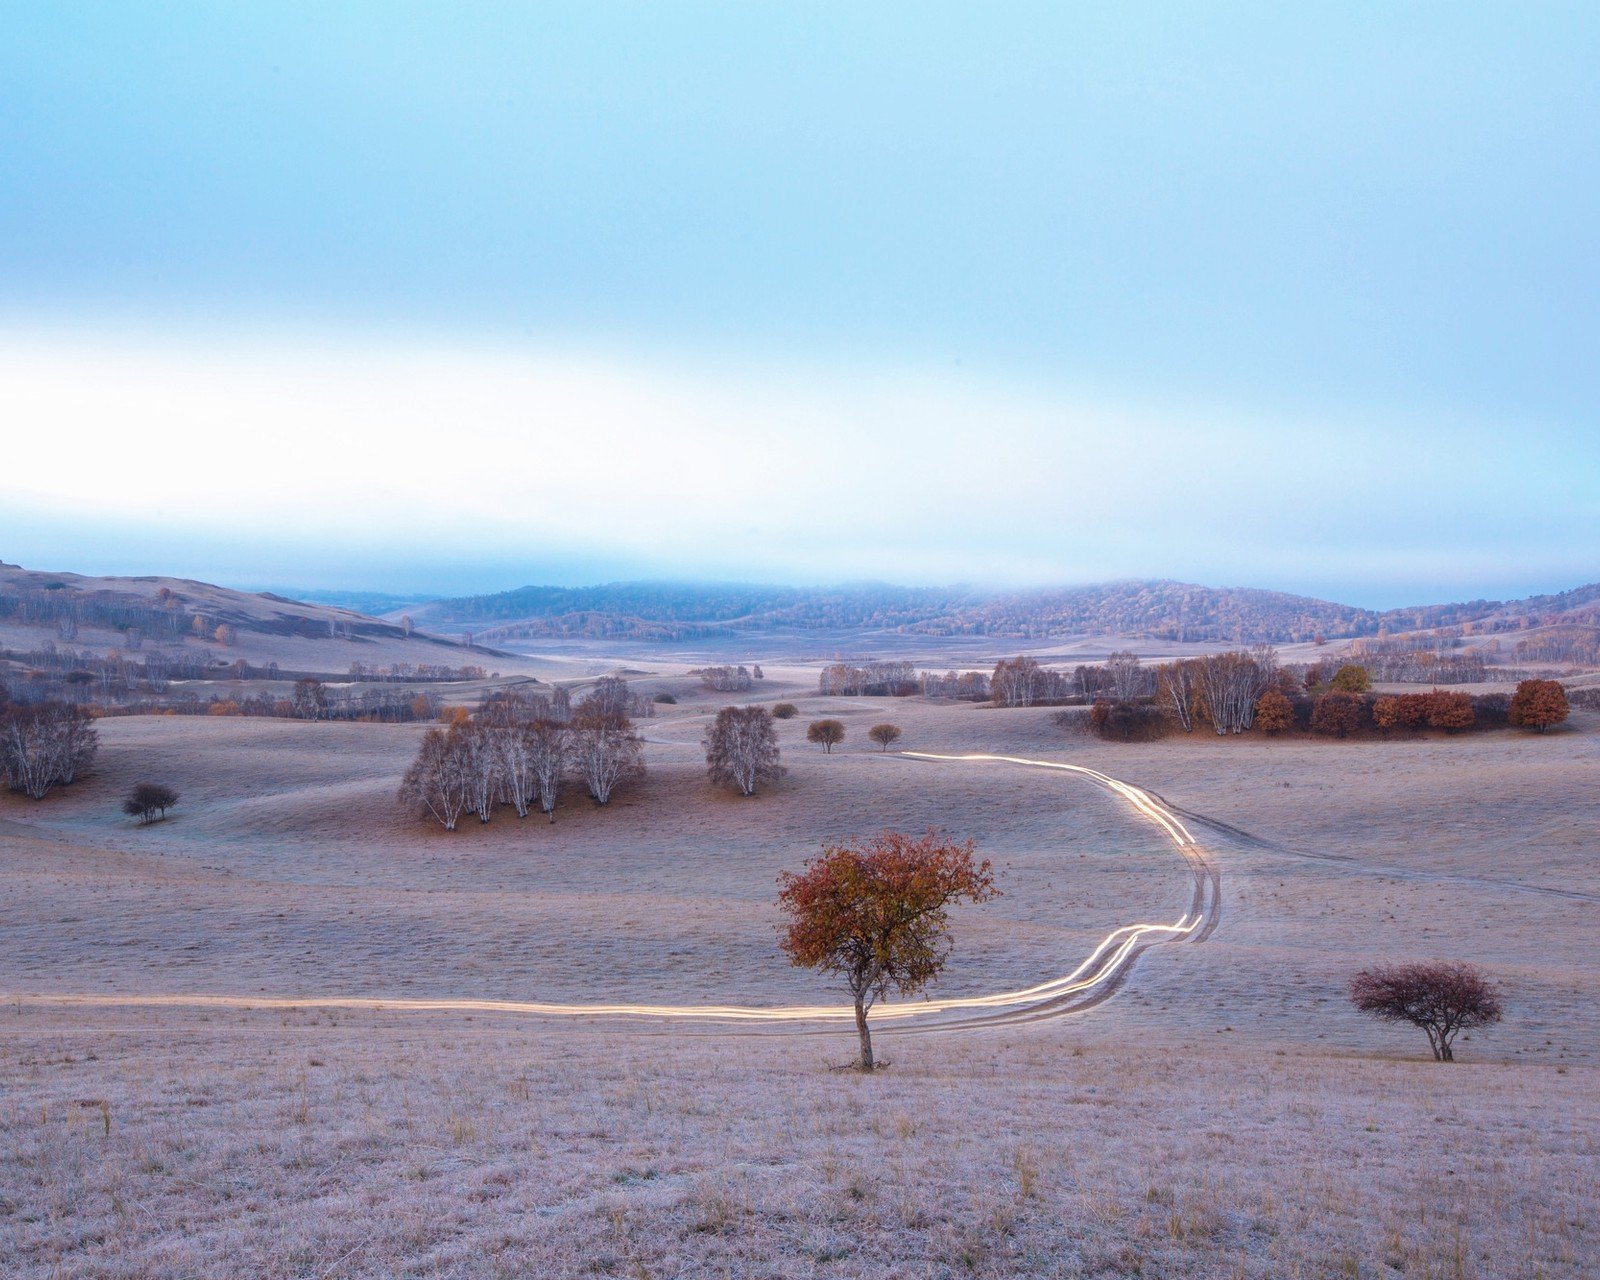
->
[{"left": 13, "top": 752, "right": 1220, "bottom": 1030}]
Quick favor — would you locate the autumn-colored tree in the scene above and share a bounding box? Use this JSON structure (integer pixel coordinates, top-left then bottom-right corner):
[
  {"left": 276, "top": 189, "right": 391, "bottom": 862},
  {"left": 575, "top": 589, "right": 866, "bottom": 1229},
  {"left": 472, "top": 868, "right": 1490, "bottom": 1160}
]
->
[
  {"left": 212, "top": 623, "right": 237, "bottom": 647},
  {"left": 777, "top": 831, "right": 998, "bottom": 1070},
  {"left": 1508, "top": 679, "right": 1569, "bottom": 733},
  {"left": 867, "top": 723, "right": 902, "bottom": 752},
  {"left": 1329, "top": 664, "right": 1371, "bottom": 693},
  {"left": 1371, "top": 695, "right": 1401, "bottom": 734},
  {"left": 1253, "top": 689, "right": 1294, "bottom": 734},
  {"left": 703, "top": 705, "right": 783, "bottom": 796},
  {"left": 1310, "top": 690, "right": 1367, "bottom": 739},
  {"left": 1424, "top": 689, "right": 1475, "bottom": 733},
  {"left": 1349, "top": 961, "right": 1502, "bottom": 1062},
  {"left": 806, "top": 719, "right": 845, "bottom": 753}
]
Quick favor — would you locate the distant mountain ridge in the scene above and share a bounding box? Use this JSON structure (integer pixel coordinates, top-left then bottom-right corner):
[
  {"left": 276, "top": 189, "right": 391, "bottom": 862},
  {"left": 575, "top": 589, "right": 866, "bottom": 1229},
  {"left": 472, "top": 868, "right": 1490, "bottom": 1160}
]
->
[{"left": 413, "top": 576, "right": 1600, "bottom": 646}]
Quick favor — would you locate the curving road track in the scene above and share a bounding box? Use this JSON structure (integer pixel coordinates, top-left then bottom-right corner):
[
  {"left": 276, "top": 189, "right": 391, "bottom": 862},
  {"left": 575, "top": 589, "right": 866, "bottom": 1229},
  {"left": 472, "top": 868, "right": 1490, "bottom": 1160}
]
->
[{"left": 14, "top": 752, "right": 1220, "bottom": 1031}]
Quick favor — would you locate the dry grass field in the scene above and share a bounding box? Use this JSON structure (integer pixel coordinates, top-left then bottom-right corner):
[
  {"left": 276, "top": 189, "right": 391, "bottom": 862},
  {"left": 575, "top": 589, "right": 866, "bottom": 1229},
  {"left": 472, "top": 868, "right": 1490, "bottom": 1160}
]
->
[{"left": 3, "top": 668, "right": 1597, "bottom": 1277}]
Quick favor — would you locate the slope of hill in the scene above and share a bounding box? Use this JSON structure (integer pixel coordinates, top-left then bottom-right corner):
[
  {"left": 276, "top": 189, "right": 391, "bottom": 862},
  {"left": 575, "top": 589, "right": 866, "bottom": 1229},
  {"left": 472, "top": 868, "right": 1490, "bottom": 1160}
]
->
[
  {"left": 415, "top": 578, "right": 1382, "bottom": 644},
  {"left": 418, "top": 575, "right": 1600, "bottom": 647},
  {"left": 0, "top": 562, "right": 501, "bottom": 677}
]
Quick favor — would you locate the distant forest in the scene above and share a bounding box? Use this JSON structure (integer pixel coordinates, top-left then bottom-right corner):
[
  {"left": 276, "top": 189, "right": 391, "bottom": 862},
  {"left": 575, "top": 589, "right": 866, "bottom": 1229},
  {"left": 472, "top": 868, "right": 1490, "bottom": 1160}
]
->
[{"left": 420, "top": 579, "right": 1600, "bottom": 646}]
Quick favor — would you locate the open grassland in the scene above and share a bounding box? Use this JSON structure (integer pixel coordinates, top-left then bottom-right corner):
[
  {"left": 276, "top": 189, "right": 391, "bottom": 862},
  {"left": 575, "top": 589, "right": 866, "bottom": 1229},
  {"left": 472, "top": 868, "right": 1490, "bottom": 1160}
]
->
[
  {"left": 2, "top": 679, "right": 1597, "bottom": 1276},
  {"left": 3, "top": 1012, "right": 1594, "bottom": 1279}
]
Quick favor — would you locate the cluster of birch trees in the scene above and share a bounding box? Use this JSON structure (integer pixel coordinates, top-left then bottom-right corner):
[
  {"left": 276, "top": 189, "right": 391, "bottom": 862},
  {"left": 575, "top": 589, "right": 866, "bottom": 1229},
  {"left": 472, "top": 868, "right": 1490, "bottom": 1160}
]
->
[
  {"left": 1154, "top": 647, "right": 1280, "bottom": 735},
  {"left": 398, "top": 682, "right": 644, "bottom": 830},
  {"left": 0, "top": 699, "right": 99, "bottom": 799}
]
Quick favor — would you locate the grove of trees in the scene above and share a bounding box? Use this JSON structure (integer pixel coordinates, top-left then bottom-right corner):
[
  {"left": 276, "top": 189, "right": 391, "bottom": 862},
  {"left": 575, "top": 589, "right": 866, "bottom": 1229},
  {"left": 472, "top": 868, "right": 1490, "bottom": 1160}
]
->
[
  {"left": 777, "top": 830, "right": 998, "bottom": 1070},
  {"left": 398, "top": 684, "right": 644, "bottom": 829},
  {"left": 0, "top": 700, "right": 99, "bottom": 800}
]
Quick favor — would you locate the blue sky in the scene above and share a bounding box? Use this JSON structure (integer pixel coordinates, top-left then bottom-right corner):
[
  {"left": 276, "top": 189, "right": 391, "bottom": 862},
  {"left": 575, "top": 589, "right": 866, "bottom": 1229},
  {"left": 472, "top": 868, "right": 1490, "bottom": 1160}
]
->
[{"left": 2, "top": 3, "right": 1596, "bottom": 605}]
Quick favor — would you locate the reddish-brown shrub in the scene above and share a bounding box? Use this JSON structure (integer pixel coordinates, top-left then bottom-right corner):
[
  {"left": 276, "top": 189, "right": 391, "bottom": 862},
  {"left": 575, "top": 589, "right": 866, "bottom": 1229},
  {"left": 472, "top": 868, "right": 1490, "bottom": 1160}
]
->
[
  {"left": 1508, "top": 679, "right": 1569, "bottom": 733},
  {"left": 1349, "top": 961, "right": 1503, "bottom": 1061},
  {"left": 1310, "top": 691, "right": 1367, "bottom": 738},
  {"left": 1254, "top": 689, "right": 1294, "bottom": 734},
  {"left": 1424, "top": 689, "right": 1475, "bottom": 732}
]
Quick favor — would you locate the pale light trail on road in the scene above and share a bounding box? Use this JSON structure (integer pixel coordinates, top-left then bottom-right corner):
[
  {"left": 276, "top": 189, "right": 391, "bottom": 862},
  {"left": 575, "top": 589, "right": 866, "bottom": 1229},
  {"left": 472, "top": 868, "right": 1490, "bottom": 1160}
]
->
[{"left": 17, "top": 752, "right": 1219, "bottom": 1028}]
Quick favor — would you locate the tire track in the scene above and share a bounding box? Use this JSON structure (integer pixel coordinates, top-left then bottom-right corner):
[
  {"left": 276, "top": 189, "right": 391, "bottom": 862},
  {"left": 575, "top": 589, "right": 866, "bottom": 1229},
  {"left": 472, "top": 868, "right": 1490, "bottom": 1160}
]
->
[{"left": 11, "top": 752, "right": 1221, "bottom": 1029}]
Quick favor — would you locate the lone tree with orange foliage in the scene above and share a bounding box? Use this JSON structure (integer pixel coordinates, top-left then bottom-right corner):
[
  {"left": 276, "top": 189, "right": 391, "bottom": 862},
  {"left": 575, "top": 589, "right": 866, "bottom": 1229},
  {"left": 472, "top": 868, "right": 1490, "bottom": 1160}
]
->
[
  {"left": 778, "top": 831, "right": 998, "bottom": 1070},
  {"left": 1508, "top": 679, "right": 1569, "bottom": 733},
  {"left": 1349, "top": 961, "right": 1502, "bottom": 1061}
]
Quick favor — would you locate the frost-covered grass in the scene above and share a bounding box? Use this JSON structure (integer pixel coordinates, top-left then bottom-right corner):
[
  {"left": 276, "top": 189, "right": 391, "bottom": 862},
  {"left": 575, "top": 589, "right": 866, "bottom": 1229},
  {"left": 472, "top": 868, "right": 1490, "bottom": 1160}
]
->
[{"left": 2, "top": 1010, "right": 1594, "bottom": 1278}]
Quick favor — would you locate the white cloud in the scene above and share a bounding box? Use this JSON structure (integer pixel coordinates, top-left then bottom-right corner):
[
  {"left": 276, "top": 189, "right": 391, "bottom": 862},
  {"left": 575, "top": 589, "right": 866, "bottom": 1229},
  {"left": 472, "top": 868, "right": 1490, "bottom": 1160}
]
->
[{"left": 1, "top": 324, "right": 1592, "bottom": 599}]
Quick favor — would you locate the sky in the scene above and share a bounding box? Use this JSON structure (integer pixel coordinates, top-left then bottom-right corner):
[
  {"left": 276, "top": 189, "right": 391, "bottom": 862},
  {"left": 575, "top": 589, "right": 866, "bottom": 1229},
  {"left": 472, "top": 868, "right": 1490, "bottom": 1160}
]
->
[{"left": 2, "top": 3, "right": 1597, "bottom": 607}]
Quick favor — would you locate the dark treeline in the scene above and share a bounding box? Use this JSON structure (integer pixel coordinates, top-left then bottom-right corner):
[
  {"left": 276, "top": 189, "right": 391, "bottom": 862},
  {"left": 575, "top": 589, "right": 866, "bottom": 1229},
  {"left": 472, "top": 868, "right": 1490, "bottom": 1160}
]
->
[{"left": 1063, "top": 653, "right": 1568, "bottom": 742}]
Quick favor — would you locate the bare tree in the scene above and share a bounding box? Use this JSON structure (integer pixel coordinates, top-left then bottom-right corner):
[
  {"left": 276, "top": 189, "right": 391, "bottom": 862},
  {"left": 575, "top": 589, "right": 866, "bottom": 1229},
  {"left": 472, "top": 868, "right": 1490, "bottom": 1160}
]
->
[
  {"left": 1349, "top": 961, "right": 1503, "bottom": 1062},
  {"left": 867, "top": 723, "right": 902, "bottom": 752},
  {"left": 991, "top": 656, "right": 1042, "bottom": 707},
  {"left": 1105, "top": 651, "right": 1146, "bottom": 702},
  {"left": 806, "top": 719, "right": 845, "bottom": 753},
  {"left": 570, "top": 718, "right": 644, "bottom": 805},
  {"left": 292, "top": 678, "right": 328, "bottom": 721},
  {"left": 459, "top": 722, "right": 500, "bottom": 824},
  {"left": 1155, "top": 659, "right": 1198, "bottom": 732},
  {"left": 699, "top": 665, "right": 753, "bottom": 693},
  {"left": 399, "top": 726, "right": 472, "bottom": 830},
  {"left": 703, "top": 705, "right": 784, "bottom": 796},
  {"left": 526, "top": 719, "right": 567, "bottom": 821},
  {"left": 582, "top": 676, "right": 632, "bottom": 722}
]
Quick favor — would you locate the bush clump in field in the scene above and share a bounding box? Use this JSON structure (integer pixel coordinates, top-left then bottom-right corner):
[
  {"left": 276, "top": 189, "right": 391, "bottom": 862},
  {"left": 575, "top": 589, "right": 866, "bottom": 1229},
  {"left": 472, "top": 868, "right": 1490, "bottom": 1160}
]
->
[
  {"left": 1089, "top": 699, "right": 1169, "bottom": 742},
  {"left": 771, "top": 702, "right": 798, "bottom": 719},
  {"left": 123, "top": 782, "right": 179, "bottom": 825},
  {"left": 653, "top": 692, "right": 677, "bottom": 704}
]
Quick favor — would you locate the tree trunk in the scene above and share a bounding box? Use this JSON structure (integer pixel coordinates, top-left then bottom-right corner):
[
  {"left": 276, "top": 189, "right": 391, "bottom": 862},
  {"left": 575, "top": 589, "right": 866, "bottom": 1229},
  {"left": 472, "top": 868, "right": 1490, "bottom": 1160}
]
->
[{"left": 854, "top": 998, "right": 874, "bottom": 1071}]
